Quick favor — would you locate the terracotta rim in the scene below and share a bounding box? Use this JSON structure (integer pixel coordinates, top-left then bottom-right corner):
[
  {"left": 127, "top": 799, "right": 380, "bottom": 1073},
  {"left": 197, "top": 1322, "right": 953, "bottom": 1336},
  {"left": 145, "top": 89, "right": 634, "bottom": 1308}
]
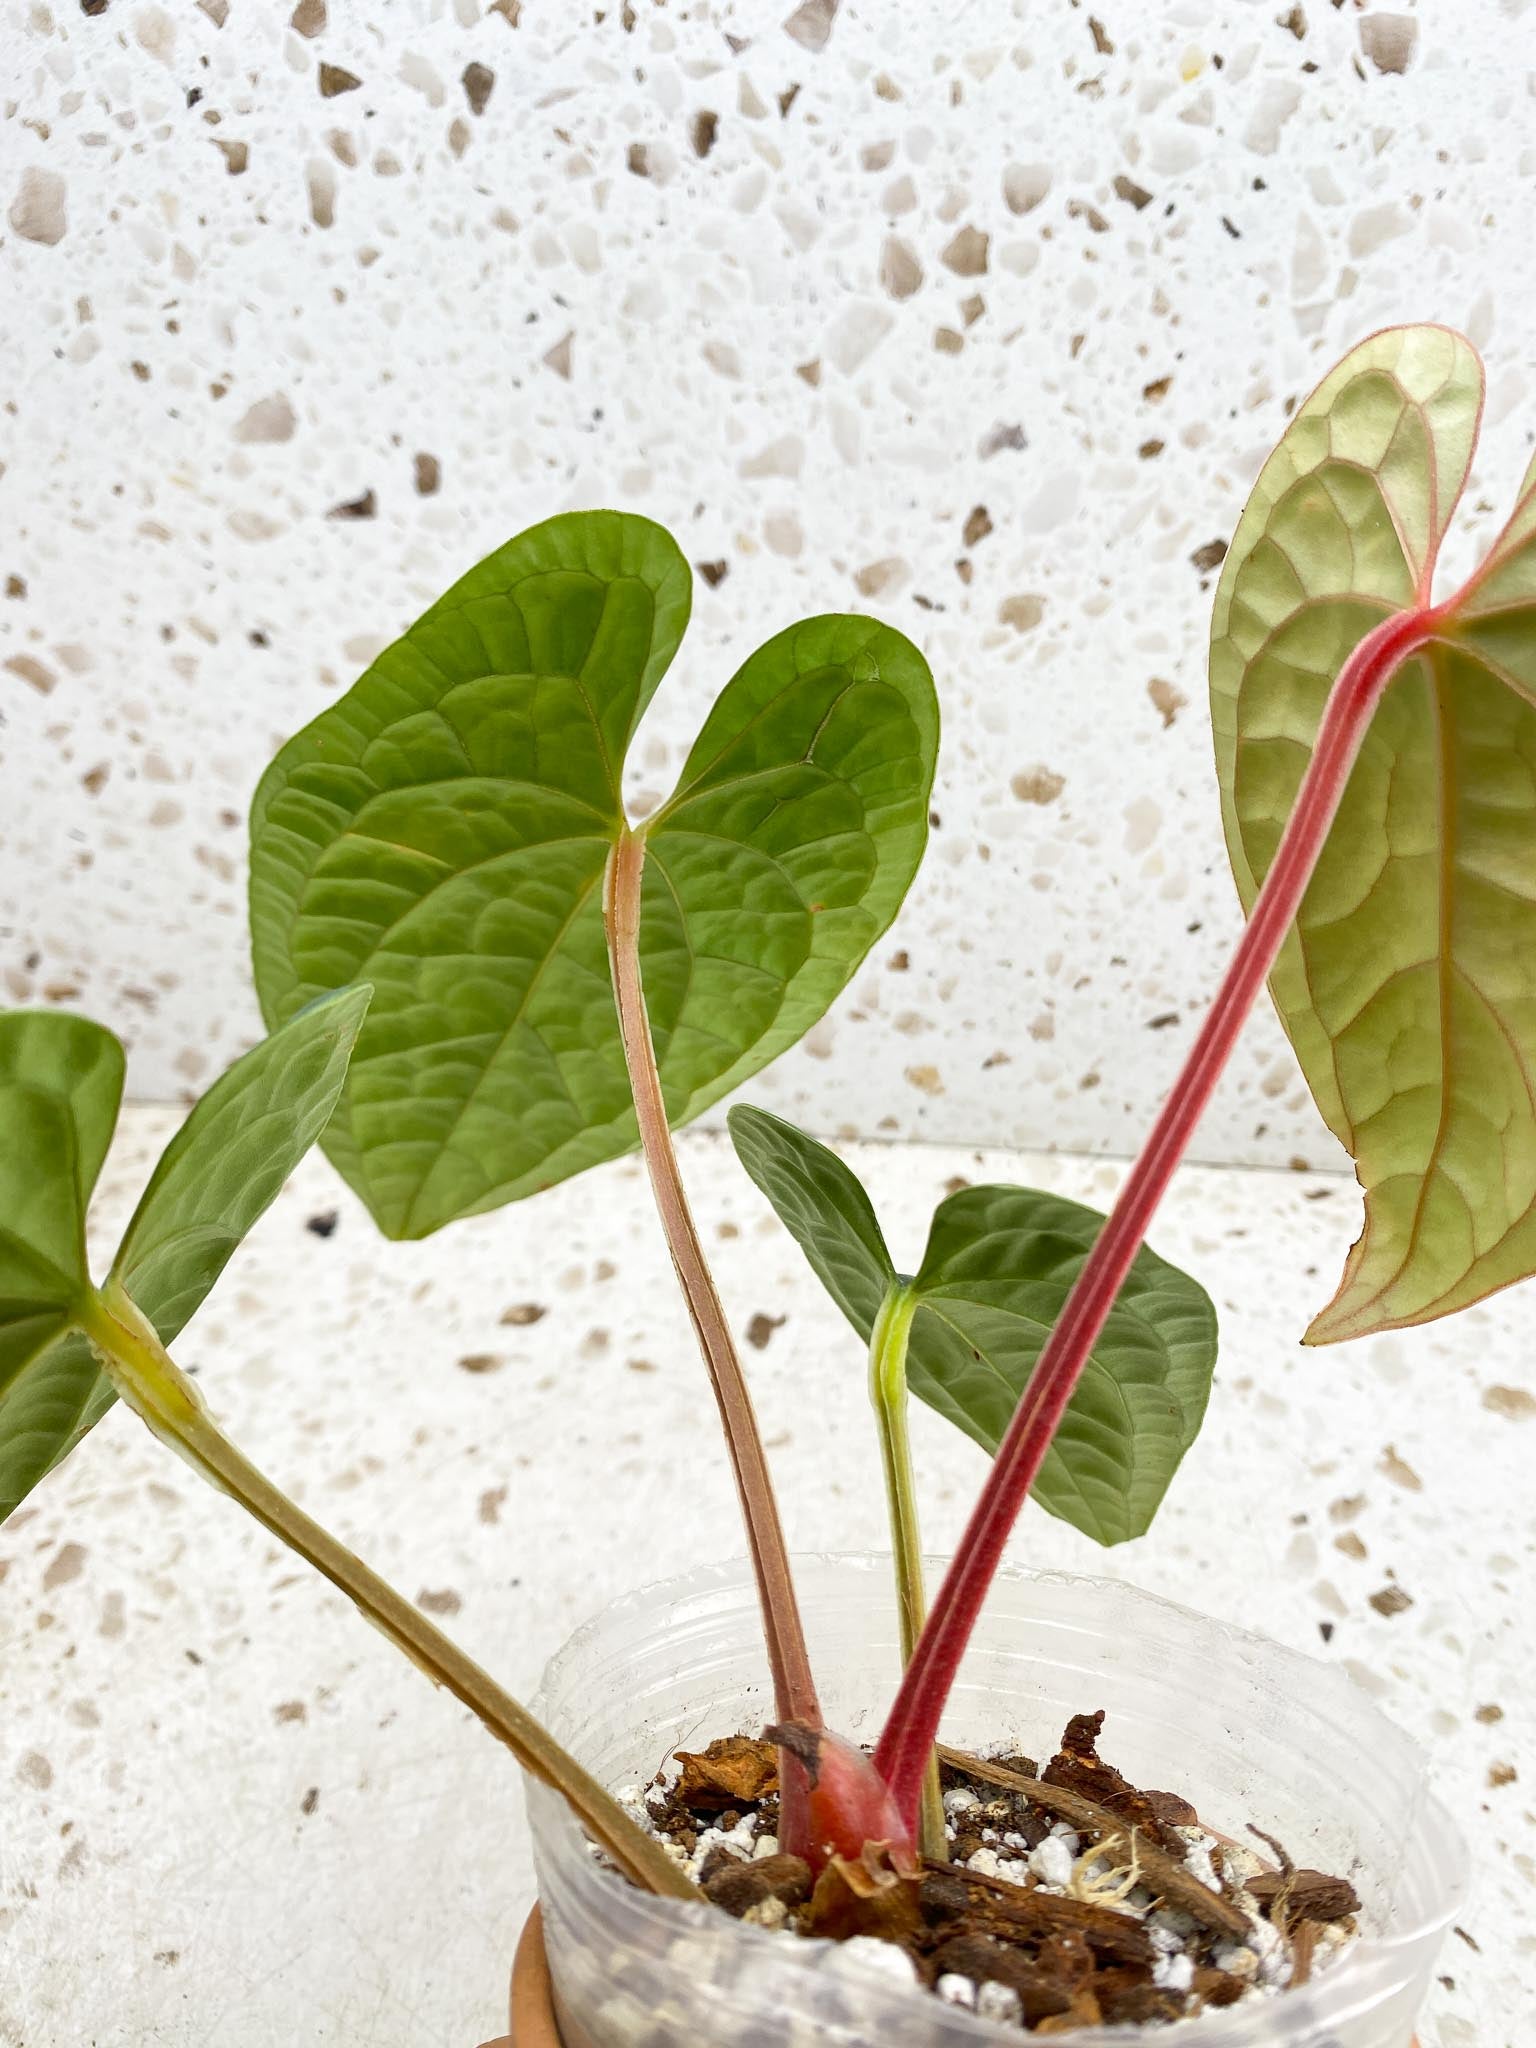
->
[
  {"left": 479, "top": 1903, "right": 561, "bottom": 2048},
  {"left": 486, "top": 1901, "right": 1423, "bottom": 2046}
]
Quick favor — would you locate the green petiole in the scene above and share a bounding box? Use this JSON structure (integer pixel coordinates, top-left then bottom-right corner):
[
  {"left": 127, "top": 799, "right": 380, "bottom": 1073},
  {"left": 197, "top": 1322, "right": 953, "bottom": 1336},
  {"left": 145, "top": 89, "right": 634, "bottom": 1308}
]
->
[
  {"left": 867, "top": 1281, "right": 946, "bottom": 1864},
  {"left": 78, "top": 1279, "right": 698, "bottom": 1905}
]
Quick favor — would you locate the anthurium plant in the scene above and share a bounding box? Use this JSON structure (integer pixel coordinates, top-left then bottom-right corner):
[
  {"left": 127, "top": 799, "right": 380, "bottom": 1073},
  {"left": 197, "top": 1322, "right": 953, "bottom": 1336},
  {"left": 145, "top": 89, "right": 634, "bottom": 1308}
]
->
[{"left": 2, "top": 326, "right": 1527, "bottom": 1949}]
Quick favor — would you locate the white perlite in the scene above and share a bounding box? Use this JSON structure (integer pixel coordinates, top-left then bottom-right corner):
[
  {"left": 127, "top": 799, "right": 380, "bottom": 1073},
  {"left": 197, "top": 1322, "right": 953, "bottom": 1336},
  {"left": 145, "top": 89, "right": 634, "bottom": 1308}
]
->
[
  {"left": 975, "top": 1980, "right": 1024, "bottom": 2025},
  {"left": 679, "top": 1812, "right": 758, "bottom": 1884},
  {"left": 1153, "top": 1949, "right": 1196, "bottom": 1993},
  {"left": 828, "top": 1935, "right": 919, "bottom": 1989},
  {"left": 1027, "top": 1833, "right": 1075, "bottom": 1888},
  {"left": 1177, "top": 1826, "right": 1223, "bottom": 1894}
]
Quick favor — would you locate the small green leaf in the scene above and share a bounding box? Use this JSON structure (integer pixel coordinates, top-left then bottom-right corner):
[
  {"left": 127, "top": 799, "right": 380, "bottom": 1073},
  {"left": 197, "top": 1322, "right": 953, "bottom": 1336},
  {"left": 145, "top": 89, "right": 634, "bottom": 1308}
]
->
[
  {"left": 0, "top": 1012, "right": 125, "bottom": 1519},
  {"left": 250, "top": 513, "right": 937, "bottom": 1239},
  {"left": 729, "top": 1107, "right": 1217, "bottom": 1546},
  {"left": 0, "top": 991, "right": 370, "bottom": 1523},
  {"left": 110, "top": 985, "right": 373, "bottom": 1329},
  {"left": 1212, "top": 324, "right": 1536, "bottom": 1339},
  {"left": 727, "top": 1101, "right": 895, "bottom": 1334}
]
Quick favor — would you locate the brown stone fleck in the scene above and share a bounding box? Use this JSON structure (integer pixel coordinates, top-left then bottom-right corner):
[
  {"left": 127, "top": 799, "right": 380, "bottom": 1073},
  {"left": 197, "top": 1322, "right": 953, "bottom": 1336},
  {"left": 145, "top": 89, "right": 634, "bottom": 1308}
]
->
[
  {"left": 413, "top": 452, "right": 441, "bottom": 496},
  {"left": 42, "top": 1542, "right": 87, "bottom": 1591},
  {"left": 999, "top": 593, "right": 1044, "bottom": 633},
  {"left": 327, "top": 489, "right": 376, "bottom": 520},
  {"left": 1368, "top": 1582, "right": 1412, "bottom": 1617},
  {"left": 1190, "top": 538, "right": 1228, "bottom": 574},
  {"left": 417, "top": 1587, "right": 462, "bottom": 1616},
  {"left": 940, "top": 224, "right": 989, "bottom": 276},
  {"left": 5, "top": 653, "right": 55, "bottom": 694},
  {"left": 1012, "top": 766, "right": 1065, "bottom": 804},
  {"left": 854, "top": 557, "right": 906, "bottom": 597},
  {"left": 307, "top": 161, "right": 337, "bottom": 228},
  {"left": 1483, "top": 1383, "right": 1536, "bottom": 1421},
  {"left": 783, "top": 0, "right": 838, "bottom": 54},
  {"left": 456, "top": 63, "right": 491, "bottom": 117},
  {"left": 746, "top": 1313, "right": 785, "bottom": 1351},
  {"left": 319, "top": 63, "right": 361, "bottom": 98},
  {"left": 1147, "top": 676, "right": 1186, "bottom": 727},
  {"left": 692, "top": 109, "right": 719, "bottom": 158},
  {"left": 978, "top": 421, "right": 1026, "bottom": 458},
  {"left": 1378, "top": 1444, "right": 1423, "bottom": 1492},
  {"left": 878, "top": 235, "right": 923, "bottom": 301},
  {"left": 963, "top": 504, "right": 993, "bottom": 548},
  {"left": 9, "top": 168, "right": 67, "bottom": 245},
  {"left": 1359, "top": 12, "right": 1416, "bottom": 73},
  {"left": 1113, "top": 174, "right": 1152, "bottom": 209},
  {"left": 542, "top": 331, "right": 574, "bottom": 380},
  {"left": 500, "top": 1302, "right": 546, "bottom": 1326}
]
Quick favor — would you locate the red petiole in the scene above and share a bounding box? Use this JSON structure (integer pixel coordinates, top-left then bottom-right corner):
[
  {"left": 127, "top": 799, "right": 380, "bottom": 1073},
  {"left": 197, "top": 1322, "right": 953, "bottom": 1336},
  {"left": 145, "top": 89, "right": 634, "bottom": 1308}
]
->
[
  {"left": 869, "top": 603, "right": 1446, "bottom": 1833},
  {"left": 604, "top": 828, "right": 826, "bottom": 1859}
]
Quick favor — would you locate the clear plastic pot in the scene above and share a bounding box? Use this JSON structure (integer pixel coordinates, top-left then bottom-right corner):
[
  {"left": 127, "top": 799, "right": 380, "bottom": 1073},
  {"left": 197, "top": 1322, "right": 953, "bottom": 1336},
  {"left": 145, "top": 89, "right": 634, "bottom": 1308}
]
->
[{"left": 525, "top": 1555, "right": 1464, "bottom": 2047}]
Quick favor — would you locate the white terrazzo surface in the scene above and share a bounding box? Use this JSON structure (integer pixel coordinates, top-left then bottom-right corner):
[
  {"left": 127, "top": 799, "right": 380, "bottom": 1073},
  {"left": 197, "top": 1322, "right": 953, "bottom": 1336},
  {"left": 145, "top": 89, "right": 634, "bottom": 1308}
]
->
[
  {"left": 7, "top": 0, "right": 1536, "bottom": 1172},
  {"left": 1, "top": 1113, "right": 1531, "bottom": 2048}
]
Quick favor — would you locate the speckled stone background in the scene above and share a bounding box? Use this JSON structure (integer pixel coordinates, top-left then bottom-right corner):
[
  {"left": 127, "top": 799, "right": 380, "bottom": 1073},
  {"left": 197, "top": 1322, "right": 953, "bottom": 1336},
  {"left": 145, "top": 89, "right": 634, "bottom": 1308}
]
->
[
  {"left": 3, "top": 3, "right": 1534, "bottom": 2046},
  {"left": 5, "top": 0, "right": 1536, "bottom": 1166}
]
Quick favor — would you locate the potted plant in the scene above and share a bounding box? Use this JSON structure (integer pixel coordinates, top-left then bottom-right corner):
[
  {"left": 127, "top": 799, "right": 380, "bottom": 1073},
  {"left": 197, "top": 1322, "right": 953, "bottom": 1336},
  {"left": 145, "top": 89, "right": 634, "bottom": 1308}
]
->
[{"left": 3, "top": 324, "right": 1520, "bottom": 2040}]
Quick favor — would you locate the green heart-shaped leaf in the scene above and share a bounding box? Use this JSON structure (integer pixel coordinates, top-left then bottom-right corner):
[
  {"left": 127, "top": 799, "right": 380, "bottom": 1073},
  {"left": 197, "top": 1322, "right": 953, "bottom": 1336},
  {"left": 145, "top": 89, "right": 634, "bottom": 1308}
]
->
[
  {"left": 249, "top": 512, "right": 938, "bottom": 1239},
  {"left": 729, "top": 1106, "right": 1217, "bottom": 1545},
  {"left": 0, "top": 1012, "right": 125, "bottom": 1516},
  {"left": 0, "top": 989, "right": 370, "bottom": 1523},
  {"left": 1212, "top": 324, "right": 1536, "bottom": 1340}
]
